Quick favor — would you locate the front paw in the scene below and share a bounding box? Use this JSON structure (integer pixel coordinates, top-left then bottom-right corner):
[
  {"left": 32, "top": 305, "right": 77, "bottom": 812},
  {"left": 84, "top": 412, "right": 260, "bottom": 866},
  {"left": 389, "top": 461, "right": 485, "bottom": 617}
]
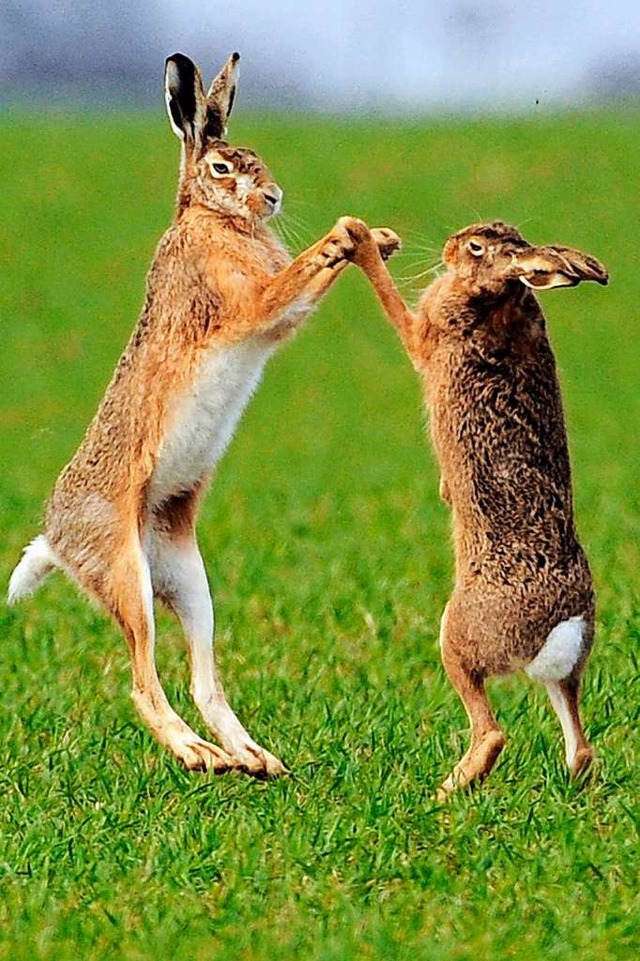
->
[
  {"left": 370, "top": 227, "right": 401, "bottom": 261},
  {"left": 318, "top": 216, "right": 372, "bottom": 268}
]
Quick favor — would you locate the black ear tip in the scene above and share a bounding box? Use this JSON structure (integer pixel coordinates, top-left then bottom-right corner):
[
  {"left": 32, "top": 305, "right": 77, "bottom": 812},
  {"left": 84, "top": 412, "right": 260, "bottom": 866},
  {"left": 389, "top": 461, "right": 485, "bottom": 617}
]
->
[
  {"left": 231, "top": 52, "right": 240, "bottom": 62},
  {"left": 166, "top": 52, "right": 194, "bottom": 70}
]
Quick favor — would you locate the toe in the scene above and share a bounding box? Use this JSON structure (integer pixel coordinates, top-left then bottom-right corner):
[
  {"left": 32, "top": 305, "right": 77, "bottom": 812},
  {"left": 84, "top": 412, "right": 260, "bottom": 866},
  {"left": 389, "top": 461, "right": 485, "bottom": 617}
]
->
[
  {"left": 184, "top": 740, "right": 235, "bottom": 774},
  {"left": 233, "top": 743, "right": 289, "bottom": 778},
  {"left": 571, "top": 747, "right": 594, "bottom": 780}
]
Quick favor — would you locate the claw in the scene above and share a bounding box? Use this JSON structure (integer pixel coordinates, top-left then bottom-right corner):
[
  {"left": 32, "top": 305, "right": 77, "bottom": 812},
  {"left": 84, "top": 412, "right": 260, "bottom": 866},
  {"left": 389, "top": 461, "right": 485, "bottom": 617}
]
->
[
  {"left": 180, "top": 739, "right": 235, "bottom": 773},
  {"left": 232, "top": 742, "right": 289, "bottom": 778}
]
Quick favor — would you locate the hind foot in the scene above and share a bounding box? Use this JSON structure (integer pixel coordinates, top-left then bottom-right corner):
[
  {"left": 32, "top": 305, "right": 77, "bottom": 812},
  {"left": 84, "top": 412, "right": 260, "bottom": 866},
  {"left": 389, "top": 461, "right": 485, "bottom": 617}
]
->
[
  {"left": 176, "top": 737, "right": 236, "bottom": 773},
  {"left": 436, "top": 729, "right": 506, "bottom": 801},
  {"left": 209, "top": 728, "right": 289, "bottom": 778},
  {"left": 230, "top": 740, "right": 289, "bottom": 779},
  {"left": 570, "top": 745, "right": 594, "bottom": 780}
]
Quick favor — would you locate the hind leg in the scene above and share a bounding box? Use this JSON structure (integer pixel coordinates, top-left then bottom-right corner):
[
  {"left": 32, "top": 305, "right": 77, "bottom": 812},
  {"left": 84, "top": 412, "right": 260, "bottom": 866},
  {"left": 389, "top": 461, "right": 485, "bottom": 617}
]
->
[
  {"left": 437, "top": 603, "right": 506, "bottom": 799},
  {"left": 106, "top": 542, "right": 234, "bottom": 773},
  {"left": 148, "top": 529, "right": 287, "bottom": 777},
  {"left": 545, "top": 675, "right": 594, "bottom": 778}
]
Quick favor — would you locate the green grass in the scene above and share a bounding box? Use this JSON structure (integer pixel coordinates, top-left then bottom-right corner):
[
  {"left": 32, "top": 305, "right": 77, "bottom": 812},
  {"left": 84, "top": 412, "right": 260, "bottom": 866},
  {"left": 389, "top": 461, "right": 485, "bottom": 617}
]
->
[{"left": 1, "top": 107, "right": 639, "bottom": 959}]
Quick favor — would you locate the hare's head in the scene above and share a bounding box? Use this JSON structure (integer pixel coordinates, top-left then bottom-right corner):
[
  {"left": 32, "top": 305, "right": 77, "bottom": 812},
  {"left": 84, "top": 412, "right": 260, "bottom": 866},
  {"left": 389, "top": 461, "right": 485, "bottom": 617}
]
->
[
  {"left": 165, "top": 53, "right": 282, "bottom": 221},
  {"left": 443, "top": 222, "right": 608, "bottom": 299}
]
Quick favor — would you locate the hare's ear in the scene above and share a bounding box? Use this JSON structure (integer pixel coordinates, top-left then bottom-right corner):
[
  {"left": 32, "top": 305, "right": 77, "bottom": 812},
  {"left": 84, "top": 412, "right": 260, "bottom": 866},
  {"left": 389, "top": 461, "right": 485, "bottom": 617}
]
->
[
  {"left": 203, "top": 52, "right": 240, "bottom": 141},
  {"left": 164, "top": 53, "right": 207, "bottom": 149},
  {"left": 511, "top": 246, "right": 609, "bottom": 290}
]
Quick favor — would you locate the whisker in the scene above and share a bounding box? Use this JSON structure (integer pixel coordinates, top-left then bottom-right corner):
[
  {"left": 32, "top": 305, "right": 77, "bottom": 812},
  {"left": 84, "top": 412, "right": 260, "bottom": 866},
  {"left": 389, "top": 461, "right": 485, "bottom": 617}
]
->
[
  {"left": 401, "top": 228, "right": 441, "bottom": 251},
  {"left": 403, "top": 238, "right": 440, "bottom": 255},
  {"left": 396, "top": 260, "right": 445, "bottom": 291},
  {"left": 397, "top": 265, "right": 440, "bottom": 280},
  {"left": 515, "top": 215, "right": 536, "bottom": 232},
  {"left": 273, "top": 213, "right": 308, "bottom": 251},
  {"left": 396, "top": 276, "right": 423, "bottom": 292},
  {"left": 286, "top": 211, "right": 315, "bottom": 240},
  {"left": 276, "top": 209, "right": 315, "bottom": 250},
  {"left": 398, "top": 256, "right": 436, "bottom": 271},
  {"left": 397, "top": 254, "right": 443, "bottom": 274}
]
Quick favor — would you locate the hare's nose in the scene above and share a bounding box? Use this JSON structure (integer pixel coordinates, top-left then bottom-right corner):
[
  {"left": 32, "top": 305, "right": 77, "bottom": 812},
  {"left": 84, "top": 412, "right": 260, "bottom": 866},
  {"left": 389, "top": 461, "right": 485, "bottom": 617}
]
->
[{"left": 262, "top": 184, "right": 283, "bottom": 214}]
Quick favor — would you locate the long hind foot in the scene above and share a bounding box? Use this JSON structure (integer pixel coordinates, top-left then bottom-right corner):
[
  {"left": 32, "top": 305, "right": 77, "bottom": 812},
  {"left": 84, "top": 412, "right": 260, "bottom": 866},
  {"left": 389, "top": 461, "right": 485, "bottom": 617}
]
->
[
  {"left": 195, "top": 698, "right": 289, "bottom": 778},
  {"left": 145, "top": 530, "right": 289, "bottom": 779},
  {"left": 224, "top": 738, "right": 289, "bottom": 779},
  {"left": 166, "top": 728, "right": 284, "bottom": 777},
  {"left": 438, "top": 603, "right": 506, "bottom": 799},
  {"left": 571, "top": 745, "right": 594, "bottom": 780},
  {"left": 130, "top": 689, "right": 236, "bottom": 773},
  {"left": 134, "top": 690, "right": 282, "bottom": 776},
  {"left": 172, "top": 735, "right": 236, "bottom": 774},
  {"left": 436, "top": 729, "right": 506, "bottom": 800},
  {"left": 545, "top": 677, "right": 594, "bottom": 779}
]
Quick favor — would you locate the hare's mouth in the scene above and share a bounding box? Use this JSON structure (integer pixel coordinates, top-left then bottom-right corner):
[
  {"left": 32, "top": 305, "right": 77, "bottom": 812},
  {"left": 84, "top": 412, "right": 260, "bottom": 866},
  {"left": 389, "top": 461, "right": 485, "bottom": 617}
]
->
[
  {"left": 261, "top": 188, "right": 283, "bottom": 218},
  {"left": 263, "top": 197, "right": 281, "bottom": 217}
]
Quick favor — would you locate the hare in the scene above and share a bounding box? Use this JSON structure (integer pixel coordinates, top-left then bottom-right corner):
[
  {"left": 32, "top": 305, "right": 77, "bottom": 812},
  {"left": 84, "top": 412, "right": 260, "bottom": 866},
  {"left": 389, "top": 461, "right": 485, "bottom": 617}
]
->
[
  {"left": 7, "top": 52, "right": 399, "bottom": 777},
  {"left": 347, "top": 218, "right": 608, "bottom": 796}
]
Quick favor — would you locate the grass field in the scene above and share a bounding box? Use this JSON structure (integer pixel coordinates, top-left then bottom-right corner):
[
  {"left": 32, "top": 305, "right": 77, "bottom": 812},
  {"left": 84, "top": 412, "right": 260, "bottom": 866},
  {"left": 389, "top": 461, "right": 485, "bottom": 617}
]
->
[{"left": 0, "top": 107, "right": 638, "bottom": 959}]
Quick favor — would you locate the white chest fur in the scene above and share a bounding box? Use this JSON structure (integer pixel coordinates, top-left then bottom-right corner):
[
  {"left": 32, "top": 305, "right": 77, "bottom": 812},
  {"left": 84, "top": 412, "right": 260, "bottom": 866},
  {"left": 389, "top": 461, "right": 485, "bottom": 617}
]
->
[{"left": 149, "top": 338, "right": 274, "bottom": 505}]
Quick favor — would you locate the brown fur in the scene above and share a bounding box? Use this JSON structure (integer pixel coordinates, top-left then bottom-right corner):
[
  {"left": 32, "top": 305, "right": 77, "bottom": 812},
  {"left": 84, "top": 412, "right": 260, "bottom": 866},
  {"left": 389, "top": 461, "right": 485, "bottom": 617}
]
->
[
  {"left": 10, "top": 55, "right": 400, "bottom": 776},
  {"left": 349, "top": 218, "right": 608, "bottom": 795}
]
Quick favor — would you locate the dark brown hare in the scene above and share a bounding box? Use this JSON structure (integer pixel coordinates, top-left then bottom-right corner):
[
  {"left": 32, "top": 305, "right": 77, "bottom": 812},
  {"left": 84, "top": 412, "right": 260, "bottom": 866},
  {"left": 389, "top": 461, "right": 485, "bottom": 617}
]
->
[{"left": 347, "top": 219, "right": 608, "bottom": 796}]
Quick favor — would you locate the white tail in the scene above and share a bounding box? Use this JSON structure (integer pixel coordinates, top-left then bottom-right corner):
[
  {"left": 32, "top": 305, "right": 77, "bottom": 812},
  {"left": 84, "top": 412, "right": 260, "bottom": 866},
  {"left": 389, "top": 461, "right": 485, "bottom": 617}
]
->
[
  {"left": 7, "top": 535, "right": 57, "bottom": 604},
  {"left": 8, "top": 52, "right": 401, "bottom": 777}
]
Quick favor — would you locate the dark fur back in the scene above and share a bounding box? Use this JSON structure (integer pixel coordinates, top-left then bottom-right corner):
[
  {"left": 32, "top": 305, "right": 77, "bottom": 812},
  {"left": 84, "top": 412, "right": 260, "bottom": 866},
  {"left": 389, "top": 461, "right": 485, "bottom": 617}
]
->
[{"left": 423, "top": 285, "right": 592, "bottom": 613}]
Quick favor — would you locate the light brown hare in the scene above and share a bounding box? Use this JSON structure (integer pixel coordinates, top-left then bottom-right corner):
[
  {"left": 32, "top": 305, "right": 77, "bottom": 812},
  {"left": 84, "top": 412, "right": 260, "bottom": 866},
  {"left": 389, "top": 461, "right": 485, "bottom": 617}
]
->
[
  {"left": 347, "top": 218, "right": 608, "bottom": 796},
  {"left": 7, "top": 53, "right": 399, "bottom": 777}
]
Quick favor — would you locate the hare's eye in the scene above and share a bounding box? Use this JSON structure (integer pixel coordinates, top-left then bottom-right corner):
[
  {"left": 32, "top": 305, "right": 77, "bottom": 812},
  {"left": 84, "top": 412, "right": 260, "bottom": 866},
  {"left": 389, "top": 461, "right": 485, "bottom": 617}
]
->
[
  {"left": 211, "top": 162, "right": 232, "bottom": 176},
  {"left": 468, "top": 240, "right": 484, "bottom": 257}
]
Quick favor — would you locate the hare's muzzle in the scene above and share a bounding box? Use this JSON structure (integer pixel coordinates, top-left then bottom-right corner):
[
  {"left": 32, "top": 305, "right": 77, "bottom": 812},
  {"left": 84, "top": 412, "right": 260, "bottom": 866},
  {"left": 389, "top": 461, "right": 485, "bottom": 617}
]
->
[{"left": 261, "top": 184, "right": 283, "bottom": 217}]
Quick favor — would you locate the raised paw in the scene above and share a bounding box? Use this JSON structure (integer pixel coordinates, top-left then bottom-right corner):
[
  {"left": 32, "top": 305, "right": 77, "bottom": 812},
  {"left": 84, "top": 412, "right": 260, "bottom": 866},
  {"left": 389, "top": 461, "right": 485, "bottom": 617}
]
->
[
  {"left": 370, "top": 227, "right": 402, "bottom": 261},
  {"left": 318, "top": 216, "right": 372, "bottom": 268}
]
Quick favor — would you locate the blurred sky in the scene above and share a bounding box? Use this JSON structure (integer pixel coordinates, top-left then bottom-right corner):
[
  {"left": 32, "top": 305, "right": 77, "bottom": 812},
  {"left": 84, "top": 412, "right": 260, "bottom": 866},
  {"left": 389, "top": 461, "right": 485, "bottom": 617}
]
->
[{"left": 2, "top": 0, "right": 640, "bottom": 111}]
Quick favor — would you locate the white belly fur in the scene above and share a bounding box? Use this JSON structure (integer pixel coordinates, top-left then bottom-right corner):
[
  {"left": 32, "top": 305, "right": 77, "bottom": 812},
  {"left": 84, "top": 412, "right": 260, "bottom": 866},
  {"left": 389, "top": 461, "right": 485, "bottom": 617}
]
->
[
  {"left": 524, "top": 616, "right": 585, "bottom": 682},
  {"left": 149, "top": 338, "right": 273, "bottom": 505}
]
